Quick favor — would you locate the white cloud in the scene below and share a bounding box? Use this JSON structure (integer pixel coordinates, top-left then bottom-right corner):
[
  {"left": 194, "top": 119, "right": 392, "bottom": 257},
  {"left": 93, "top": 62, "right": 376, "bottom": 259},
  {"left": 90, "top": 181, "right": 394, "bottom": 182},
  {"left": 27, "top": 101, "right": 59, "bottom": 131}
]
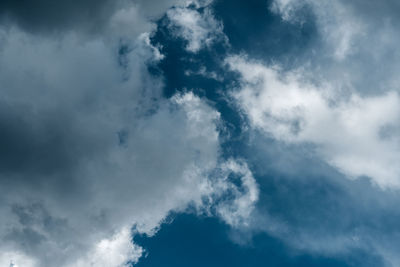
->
[
  {"left": 228, "top": 55, "right": 400, "bottom": 189},
  {"left": 270, "top": 0, "right": 400, "bottom": 99},
  {"left": 69, "top": 227, "right": 143, "bottom": 267},
  {"left": 0, "top": 251, "right": 37, "bottom": 267},
  {"left": 167, "top": 1, "right": 226, "bottom": 52},
  {"left": 271, "top": 0, "right": 366, "bottom": 60},
  {"left": 214, "top": 160, "right": 259, "bottom": 227}
]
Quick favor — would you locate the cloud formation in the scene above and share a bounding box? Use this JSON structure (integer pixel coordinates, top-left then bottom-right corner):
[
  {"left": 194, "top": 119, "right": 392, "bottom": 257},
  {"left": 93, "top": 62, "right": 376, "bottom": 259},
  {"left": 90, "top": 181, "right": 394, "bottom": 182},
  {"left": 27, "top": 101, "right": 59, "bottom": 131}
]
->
[
  {"left": 0, "top": 1, "right": 259, "bottom": 266},
  {"left": 0, "top": 0, "right": 187, "bottom": 35},
  {"left": 271, "top": 0, "right": 400, "bottom": 96},
  {"left": 4, "top": 0, "right": 400, "bottom": 266},
  {"left": 166, "top": 1, "right": 226, "bottom": 52},
  {"left": 228, "top": 54, "right": 400, "bottom": 188}
]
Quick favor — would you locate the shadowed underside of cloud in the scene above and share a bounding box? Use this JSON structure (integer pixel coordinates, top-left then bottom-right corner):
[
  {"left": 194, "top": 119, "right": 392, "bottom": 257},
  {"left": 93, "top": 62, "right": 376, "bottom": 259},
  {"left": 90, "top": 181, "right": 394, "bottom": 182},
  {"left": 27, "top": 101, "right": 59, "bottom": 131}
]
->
[
  {"left": 0, "top": 0, "right": 116, "bottom": 33},
  {"left": 0, "top": 0, "right": 188, "bottom": 35}
]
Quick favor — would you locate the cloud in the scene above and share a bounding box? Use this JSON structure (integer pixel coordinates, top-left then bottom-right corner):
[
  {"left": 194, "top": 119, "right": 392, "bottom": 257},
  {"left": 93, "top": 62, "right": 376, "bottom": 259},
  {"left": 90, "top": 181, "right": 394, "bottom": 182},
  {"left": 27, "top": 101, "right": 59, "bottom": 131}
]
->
[
  {"left": 166, "top": 1, "right": 227, "bottom": 52},
  {"left": 0, "top": 251, "right": 37, "bottom": 267},
  {"left": 0, "top": 0, "right": 117, "bottom": 34},
  {"left": 0, "top": 0, "right": 188, "bottom": 35},
  {"left": 213, "top": 160, "right": 259, "bottom": 227},
  {"left": 242, "top": 132, "right": 400, "bottom": 266},
  {"left": 68, "top": 227, "right": 144, "bottom": 267},
  {"left": 271, "top": 0, "right": 366, "bottom": 60},
  {"left": 228, "top": 54, "right": 400, "bottom": 188},
  {"left": 270, "top": 0, "right": 400, "bottom": 96},
  {"left": 0, "top": 3, "right": 259, "bottom": 267}
]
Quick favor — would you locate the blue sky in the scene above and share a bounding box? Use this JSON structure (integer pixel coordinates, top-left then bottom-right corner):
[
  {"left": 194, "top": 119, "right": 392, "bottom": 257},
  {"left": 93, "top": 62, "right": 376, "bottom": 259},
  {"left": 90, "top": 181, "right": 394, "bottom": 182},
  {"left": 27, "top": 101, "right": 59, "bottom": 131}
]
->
[
  {"left": 1, "top": 0, "right": 400, "bottom": 266},
  {"left": 133, "top": 213, "right": 383, "bottom": 267}
]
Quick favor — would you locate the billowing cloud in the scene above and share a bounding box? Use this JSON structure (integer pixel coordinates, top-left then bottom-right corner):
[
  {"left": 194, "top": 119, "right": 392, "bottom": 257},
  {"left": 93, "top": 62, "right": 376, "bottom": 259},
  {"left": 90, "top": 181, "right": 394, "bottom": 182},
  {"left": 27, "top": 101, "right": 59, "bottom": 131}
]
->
[
  {"left": 228, "top": 54, "right": 400, "bottom": 188},
  {"left": 0, "top": 1, "right": 259, "bottom": 266}
]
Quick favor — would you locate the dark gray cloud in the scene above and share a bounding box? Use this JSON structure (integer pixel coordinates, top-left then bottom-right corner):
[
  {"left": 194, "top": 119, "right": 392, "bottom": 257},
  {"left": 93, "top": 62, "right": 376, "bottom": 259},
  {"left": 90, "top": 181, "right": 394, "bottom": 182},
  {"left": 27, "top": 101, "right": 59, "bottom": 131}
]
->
[
  {"left": 0, "top": 0, "right": 187, "bottom": 35},
  {"left": 0, "top": 102, "right": 92, "bottom": 177},
  {"left": 0, "top": 0, "right": 118, "bottom": 34}
]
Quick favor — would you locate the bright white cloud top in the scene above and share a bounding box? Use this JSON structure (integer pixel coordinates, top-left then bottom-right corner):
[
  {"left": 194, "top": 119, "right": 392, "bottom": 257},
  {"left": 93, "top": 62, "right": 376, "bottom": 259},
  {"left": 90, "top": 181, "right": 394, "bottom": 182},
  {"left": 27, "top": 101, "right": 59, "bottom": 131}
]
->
[{"left": 228, "top": 55, "right": 400, "bottom": 188}]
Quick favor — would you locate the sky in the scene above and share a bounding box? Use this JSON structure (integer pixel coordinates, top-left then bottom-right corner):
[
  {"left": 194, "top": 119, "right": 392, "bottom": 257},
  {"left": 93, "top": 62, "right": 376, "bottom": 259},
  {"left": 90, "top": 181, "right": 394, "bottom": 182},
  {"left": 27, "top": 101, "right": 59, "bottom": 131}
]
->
[{"left": 1, "top": 0, "right": 400, "bottom": 266}]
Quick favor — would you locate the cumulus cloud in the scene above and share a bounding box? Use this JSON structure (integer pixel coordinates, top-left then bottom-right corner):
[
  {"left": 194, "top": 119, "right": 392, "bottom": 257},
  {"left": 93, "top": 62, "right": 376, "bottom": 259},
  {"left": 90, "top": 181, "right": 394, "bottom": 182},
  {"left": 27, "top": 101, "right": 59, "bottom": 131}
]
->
[
  {"left": 0, "top": 2, "right": 259, "bottom": 266},
  {"left": 228, "top": 55, "right": 400, "bottom": 188}
]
